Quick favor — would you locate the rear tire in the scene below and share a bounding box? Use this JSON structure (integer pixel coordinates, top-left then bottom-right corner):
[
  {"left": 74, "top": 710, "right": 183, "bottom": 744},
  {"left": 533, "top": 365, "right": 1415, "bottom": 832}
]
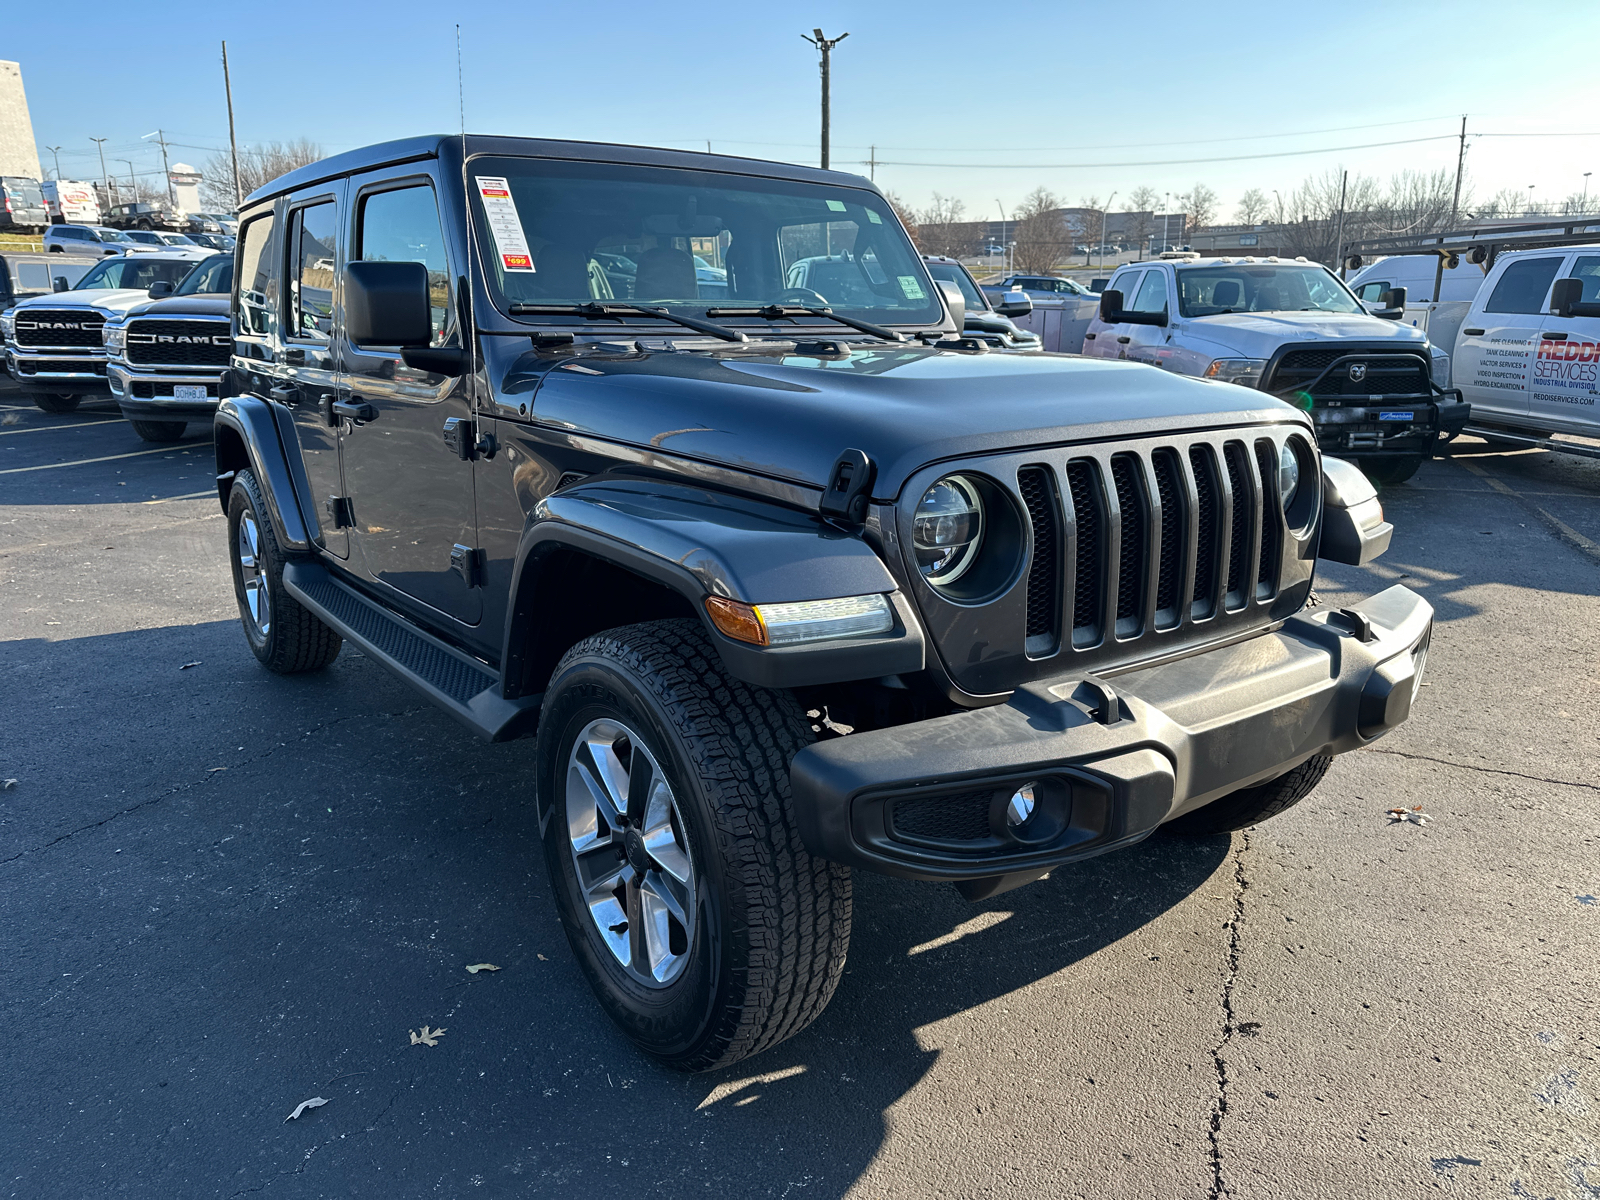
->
[
  {"left": 1357, "top": 454, "right": 1423, "bottom": 486},
  {"left": 1166, "top": 755, "right": 1332, "bottom": 835},
  {"left": 29, "top": 392, "right": 79, "bottom": 414},
  {"left": 538, "top": 618, "right": 850, "bottom": 1071},
  {"left": 227, "top": 469, "right": 341, "bottom": 674},
  {"left": 129, "top": 419, "right": 186, "bottom": 442}
]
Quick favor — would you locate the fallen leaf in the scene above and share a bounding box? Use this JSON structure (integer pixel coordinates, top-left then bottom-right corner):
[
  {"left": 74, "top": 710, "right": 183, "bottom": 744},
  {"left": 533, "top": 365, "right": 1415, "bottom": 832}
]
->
[
  {"left": 208, "top": 767, "right": 227, "bottom": 774},
  {"left": 465, "top": 963, "right": 500, "bottom": 974},
  {"left": 410, "top": 1024, "right": 446, "bottom": 1047},
  {"left": 2, "top": 779, "right": 17, "bottom": 790},
  {"left": 0, "top": 412, "right": 18, "bottom": 425},
  {"left": 284, "top": 1096, "right": 328, "bottom": 1122},
  {"left": 179, "top": 661, "right": 203, "bottom": 670},
  {"left": 1386, "top": 805, "right": 1430, "bottom": 825},
  {"left": 537, "top": 954, "right": 548, "bottom": 961}
]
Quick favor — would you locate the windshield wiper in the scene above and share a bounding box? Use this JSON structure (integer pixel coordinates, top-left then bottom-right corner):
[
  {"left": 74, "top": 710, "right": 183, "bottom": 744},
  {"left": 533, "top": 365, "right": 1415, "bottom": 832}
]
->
[
  {"left": 705, "top": 305, "right": 907, "bottom": 343},
  {"left": 507, "top": 301, "right": 746, "bottom": 343}
]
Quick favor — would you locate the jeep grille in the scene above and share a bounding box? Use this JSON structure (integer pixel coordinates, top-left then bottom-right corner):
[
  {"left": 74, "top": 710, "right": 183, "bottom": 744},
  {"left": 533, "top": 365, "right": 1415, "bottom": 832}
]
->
[
  {"left": 13, "top": 309, "right": 104, "bottom": 349},
  {"left": 125, "top": 319, "right": 231, "bottom": 368}
]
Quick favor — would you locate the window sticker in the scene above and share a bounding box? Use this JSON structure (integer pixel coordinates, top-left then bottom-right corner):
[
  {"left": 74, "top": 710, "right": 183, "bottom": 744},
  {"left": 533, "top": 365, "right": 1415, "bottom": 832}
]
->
[
  {"left": 826, "top": 199, "right": 848, "bottom": 212},
  {"left": 475, "top": 176, "right": 535, "bottom": 272},
  {"left": 898, "top": 275, "right": 926, "bottom": 300},
  {"left": 866, "top": 209, "right": 882, "bottom": 224}
]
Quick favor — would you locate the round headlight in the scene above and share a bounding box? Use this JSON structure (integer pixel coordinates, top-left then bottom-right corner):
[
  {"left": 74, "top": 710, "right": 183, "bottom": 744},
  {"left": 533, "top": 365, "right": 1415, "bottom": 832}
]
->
[
  {"left": 1278, "top": 442, "right": 1300, "bottom": 510},
  {"left": 913, "top": 475, "right": 984, "bottom": 585}
]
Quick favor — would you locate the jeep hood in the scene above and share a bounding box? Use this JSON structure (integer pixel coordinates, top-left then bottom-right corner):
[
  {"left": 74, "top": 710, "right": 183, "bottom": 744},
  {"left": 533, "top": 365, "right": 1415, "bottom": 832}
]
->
[
  {"left": 518, "top": 343, "right": 1308, "bottom": 501},
  {"left": 1178, "top": 311, "right": 1428, "bottom": 360}
]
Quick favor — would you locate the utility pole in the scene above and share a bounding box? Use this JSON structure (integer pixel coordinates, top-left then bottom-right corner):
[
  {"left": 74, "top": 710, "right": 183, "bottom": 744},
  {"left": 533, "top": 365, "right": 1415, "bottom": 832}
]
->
[
  {"left": 1332, "top": 170, "right": 1348, "bottom": 274},
  {"left": 801, "top": 28, "right": 848, "bottom": 170},
  {"left": 867, "top": 145, "right": 877, "bottom": 182},
  {"left": 90, "top": 137, "right": 111, "bottom": 200},
  {"left": 143, "top": 130, "right": 175, "bottom": 205},
  {"left": 46, "top": 146, "right": 62, "bottom": 179},
  {"left": 222, "top": 41, "right": 242, "bottom": 209},
  {"left": 1449, "top": 114, "right": 1467, "bottom": 228}
]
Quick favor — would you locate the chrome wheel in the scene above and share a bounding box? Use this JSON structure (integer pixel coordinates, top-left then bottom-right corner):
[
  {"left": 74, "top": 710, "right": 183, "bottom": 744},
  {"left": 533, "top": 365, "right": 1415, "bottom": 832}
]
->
[
  {"left": 236, "top": 512, "right": 271, "bottom": 638},
  {"left": 566, "top": 717, "right": 696, "bottom": 987}
]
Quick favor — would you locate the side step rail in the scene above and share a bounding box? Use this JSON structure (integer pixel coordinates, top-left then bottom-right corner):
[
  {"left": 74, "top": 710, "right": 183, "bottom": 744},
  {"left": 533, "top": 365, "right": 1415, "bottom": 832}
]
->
[
  {"left": 1460, "top": 425, "right": 1600, "bottom": 460},
  {"left": 282, "top": 561, "right": 540, "bottom": 742}
]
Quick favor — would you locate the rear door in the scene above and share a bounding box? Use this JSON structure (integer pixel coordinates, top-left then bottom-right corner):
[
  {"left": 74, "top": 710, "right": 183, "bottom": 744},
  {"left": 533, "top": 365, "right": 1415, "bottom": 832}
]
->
[
  {"left": 338, "top": 170, "right": 480, "bottom": 626},
  {"left": 1529, "top": 252, "right": 1600, "bottom": 434},
  {"left": 1454, "top": 254, "right": 1565, "bottom": 424}
]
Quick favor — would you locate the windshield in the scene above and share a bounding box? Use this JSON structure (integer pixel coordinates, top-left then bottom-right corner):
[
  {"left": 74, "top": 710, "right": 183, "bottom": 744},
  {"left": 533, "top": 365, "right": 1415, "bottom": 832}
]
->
[
  {"left": 94, "top": 228, "right": 132, "bottom": 243},
  {"left": 174, "top": 254, "right": 232, "bottom": 295},
  {"left": 125, "top": 231, "right": 162, "bottom": 245},
  {"left": 75, "top": 257, "right": 198, "bottom": 291},
  {"left": 467, "top": 156, "right": 940, "bottom": 326},
  {"left": 159, "top": 233, "right": 197, "bottom": 246},
  {"left": 924, "top": 261, "right": 986, "bottom": 311},
  {"left": 1177, "top": 264, "right": 1361, "bottom": 317}
]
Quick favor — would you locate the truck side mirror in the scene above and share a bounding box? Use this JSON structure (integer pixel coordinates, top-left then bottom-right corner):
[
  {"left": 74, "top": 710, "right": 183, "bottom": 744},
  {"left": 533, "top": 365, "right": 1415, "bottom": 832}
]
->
[
  {"left": 995, "top": 289, "right": 1032, "bottom": 319},
  {"left": 1099, "top": 288, "right": 1125, "bottom": 323},
  {"left": 935, "top": 279, "right": 966, "bottom": 331},
  {"left": 344, "top": 260, "right": 432, "bottom": 348},
  {"left": 1318, "top": 456, "right": 1394, "bottom": 565},
  {"left": 1551, "top": 276, "right": 1600, "bottom": 319},
  {"left": 1375, "top": 286, "right": 1406, "bottom": 319},
  {"left": 147, "top": 280, "right": 174, "bottom": 298},
  {"left": 52, "top": 276, "right": 69, "bottom": 293}
]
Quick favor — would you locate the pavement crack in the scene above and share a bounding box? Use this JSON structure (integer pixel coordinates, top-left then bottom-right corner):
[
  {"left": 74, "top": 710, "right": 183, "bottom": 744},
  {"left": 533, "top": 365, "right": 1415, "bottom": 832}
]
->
[
  {"left": 1207, "top": 830, "right": 1249, "bottom": 1200},
  {"left": 1362, "top": 747, "right": 1600, "bottom": 793}
]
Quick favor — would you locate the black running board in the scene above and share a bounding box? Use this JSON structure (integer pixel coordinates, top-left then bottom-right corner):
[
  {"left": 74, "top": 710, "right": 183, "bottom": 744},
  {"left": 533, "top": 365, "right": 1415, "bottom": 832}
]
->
[{"left": 282, "top": 561, "right": 540, "bottom": 742}]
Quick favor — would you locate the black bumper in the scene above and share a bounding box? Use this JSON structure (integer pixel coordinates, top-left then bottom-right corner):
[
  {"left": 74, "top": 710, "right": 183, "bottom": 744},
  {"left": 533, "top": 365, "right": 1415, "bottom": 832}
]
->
[
  {"left": 116, "top": 397, "right": 220, "bottom": 422},
  {"left": 790, "top": 585, "right": 1432, "bottom": 882},
  {"left": 1308, "top": 393, "right": 1470, "bottom": 458}
]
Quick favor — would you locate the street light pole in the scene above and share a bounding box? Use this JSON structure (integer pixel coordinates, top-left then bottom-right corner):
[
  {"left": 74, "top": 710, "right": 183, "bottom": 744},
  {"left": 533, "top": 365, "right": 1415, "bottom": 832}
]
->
[
  {"left": 801, "top": 29, "right": 848, "bottom": 171},
  {"left": 46, "top": 146, "right": 62, "bottom": 179},
  {"left": 1584, "top": 172, "right": 1592, "bottom": 210},
  {"left": 996, "top": 199, "right": 1008, "bottom": 271},
  {"left": 1527, "top": 183, "right": 1536, "bottom": 217},
  {"left": 1099, "top": 191, "right": 1117, "bottom": 271},
  {"left": 90, "top": 137, "right": 111, "bottom": 201},
  {"left": 118, "top": 159, "right": 137, "bottom": 203}
]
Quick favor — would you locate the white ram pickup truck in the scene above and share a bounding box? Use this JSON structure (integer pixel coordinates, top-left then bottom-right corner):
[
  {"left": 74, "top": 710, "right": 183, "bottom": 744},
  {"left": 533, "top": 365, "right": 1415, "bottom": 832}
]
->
[{"left": 1081, "top": 256, "right": 1469, "bottom": 483}]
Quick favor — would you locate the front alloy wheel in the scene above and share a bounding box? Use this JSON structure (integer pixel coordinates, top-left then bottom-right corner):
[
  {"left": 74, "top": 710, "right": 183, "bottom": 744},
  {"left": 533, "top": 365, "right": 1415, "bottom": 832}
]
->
[{"left": 567, "top": 718, "right": 696, "bottom": 986}]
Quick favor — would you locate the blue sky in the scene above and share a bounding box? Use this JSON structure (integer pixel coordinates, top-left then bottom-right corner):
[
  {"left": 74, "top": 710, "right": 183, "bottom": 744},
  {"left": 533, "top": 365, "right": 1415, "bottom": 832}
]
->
[{"left": 12, "top": 0, "right": 1600, "bottom": 220}]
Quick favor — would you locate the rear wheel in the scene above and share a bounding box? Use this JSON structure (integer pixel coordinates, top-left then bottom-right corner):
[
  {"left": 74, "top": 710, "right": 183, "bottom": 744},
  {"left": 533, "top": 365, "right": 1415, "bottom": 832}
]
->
[
  {"left": 1358, "top": 454, "right": 1423, "bottom": 486},
  {"left": 1166, "top": 755, "right": 1332, "bottom": 835},
  {"left": 129, "top": 419, "right": 186, "bottom": 443},
  {"left": 227, "top": 469, "right": 341, "bottom": 674},
  {"left": 538, "top": 619, "right": 850, "bottom": 1071},
  {"left": 29, "top": 392, "right": 79, "bottom": 414}
]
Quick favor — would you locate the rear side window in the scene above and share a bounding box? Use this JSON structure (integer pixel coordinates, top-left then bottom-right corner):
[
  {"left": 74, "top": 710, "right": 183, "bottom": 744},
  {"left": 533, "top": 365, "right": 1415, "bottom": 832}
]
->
[
  {"left": 1130, "top": 269, "right": 1169, "bottom": 314},
  {"left": 1566, "top": 256, "right": 1600, "bottom": 305},
  {"left": 289, "top": 203, "right": 337, "bottom": 341},
  {"left": 357, "top": 185, "right": 452, "bottom": 347},
  {"left": 1108, "top": 270, "right": 1142, "bottom": 300},
  {"left": 1484, "top": 257, "right": 1562, "bottom": 315},
  {"left": 237, "top": 213, "right": 277, "bottom": 338},
  {"left": 16, "top": 262, "right": 49, "bottom": 288}
]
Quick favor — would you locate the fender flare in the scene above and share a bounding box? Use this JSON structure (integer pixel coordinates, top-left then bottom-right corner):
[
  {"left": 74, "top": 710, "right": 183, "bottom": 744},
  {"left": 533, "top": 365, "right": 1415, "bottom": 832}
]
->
[
  {"left": 213, "top": 395, "right": 317, "bottom": 554},
  {"left": 501, "top": 478, "right": 925, "bottom": 696}
]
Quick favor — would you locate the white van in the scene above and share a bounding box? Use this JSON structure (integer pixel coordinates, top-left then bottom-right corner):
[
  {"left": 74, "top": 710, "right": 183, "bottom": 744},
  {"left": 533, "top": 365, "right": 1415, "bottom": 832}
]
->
[{"left": 1348, "top": 255, "right": 1483, "bottom": 306}]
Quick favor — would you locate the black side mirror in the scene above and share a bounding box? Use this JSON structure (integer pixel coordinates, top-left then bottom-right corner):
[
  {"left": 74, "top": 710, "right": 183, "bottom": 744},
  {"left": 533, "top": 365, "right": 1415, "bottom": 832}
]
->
[
  {"left": 995, "top": 290, "right": 1032, "bottom": 319},
  {"left": 345, "top": 260, "right": 432, "bottom": 348},
  {"left": 1375, "top": 286, "right": 1406, "bottom": 320},
  {"left": 1551, "top": 276, "right": 1600, "bottom": 319},
  {"left": 1099, "top": 288, "right": 1125, "bottom": 323},
  {"left": 52, "top": 276, "right": 69, "bottom": 293},
  {"left": 147, "top": 280, "right": 174, "bottom": 298}
]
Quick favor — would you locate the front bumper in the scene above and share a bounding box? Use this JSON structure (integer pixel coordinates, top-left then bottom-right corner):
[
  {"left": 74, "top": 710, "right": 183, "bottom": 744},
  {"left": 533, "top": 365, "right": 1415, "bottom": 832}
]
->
[
  {"left": 108, "top": 364, "right": 223, "bottom": 422},
  {"left": 5, "top": 348, "right": 111, "bottom": 392},
  {"left": 1306, "top": 393, "right": 1470, "bottom": 458},
  {"left": 790, "top": 585, "right": 1431, "bottom": 884}
]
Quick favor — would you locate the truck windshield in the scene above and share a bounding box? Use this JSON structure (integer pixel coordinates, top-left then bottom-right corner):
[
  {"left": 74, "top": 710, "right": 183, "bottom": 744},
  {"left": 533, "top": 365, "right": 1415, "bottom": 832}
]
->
[
  {"left": 1177, "top": 265, "right": 1361, "bottom": 317},
  {"left": 75, "top": 257, "right": 197, "bottom": 291},
  {"left": 924, "top": 261, "right": 987, "bottom": 311},
  {"left": 173, "top": 254, "right": 232, "bottom": 295},
  {"left": 467, "top": 157, "right": 941, "bottom": 327}
]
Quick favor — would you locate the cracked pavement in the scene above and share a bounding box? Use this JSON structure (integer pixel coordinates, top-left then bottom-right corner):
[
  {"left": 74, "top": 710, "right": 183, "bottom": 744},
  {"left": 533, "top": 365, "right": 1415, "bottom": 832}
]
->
[{"left": 2, "top": 389, "right": 1598, "bottom": 1198}]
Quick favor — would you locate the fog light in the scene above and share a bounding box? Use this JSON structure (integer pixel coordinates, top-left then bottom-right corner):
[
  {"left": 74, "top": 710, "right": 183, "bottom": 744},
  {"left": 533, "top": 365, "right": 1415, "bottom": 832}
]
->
[{"left": 1005, "top": 784, "right": 1037, "bottom": 827}]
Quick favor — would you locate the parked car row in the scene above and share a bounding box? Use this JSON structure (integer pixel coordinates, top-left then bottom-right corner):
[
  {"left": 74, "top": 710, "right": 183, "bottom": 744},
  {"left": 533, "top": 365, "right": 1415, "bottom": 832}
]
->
[{"left": 44, "top": 222, "right": 230, "bottom": 256}]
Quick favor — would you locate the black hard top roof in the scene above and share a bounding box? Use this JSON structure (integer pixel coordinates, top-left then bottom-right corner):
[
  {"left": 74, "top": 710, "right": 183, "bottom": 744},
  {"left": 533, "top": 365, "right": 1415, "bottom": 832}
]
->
[{"left": 246, "top": 133, "right": 875, "bottom": 207}]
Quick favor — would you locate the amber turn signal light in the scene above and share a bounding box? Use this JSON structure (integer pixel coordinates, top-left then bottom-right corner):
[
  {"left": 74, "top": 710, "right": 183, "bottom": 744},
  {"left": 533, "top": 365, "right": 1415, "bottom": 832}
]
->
[{"left": 704, "top": 596, "right": 768, "bottom": 646}]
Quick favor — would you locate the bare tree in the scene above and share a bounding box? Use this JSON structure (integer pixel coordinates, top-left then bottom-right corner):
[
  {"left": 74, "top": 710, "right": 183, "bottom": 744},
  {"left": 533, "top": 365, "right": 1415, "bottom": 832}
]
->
[
  {"left": 1071, "top": 195, "right": 1104, "bottom": 262},
  {"left": 1125, "top": 185, "right": 1158, "bottom": 250},
  {"left": 916, "top": 193, "right": 976, "bottom": 259},
  {"left": 1011, "top": 186, "right": 1063, "bottom": 274},
  {"left": 1234, "top": 188, "right": 1268, "bottom": 225},
  {"left": 1181, "top": 183, "right": 1218, "bottom": 233},
  {"left": 883, "top": 191, "right": 921, "bottom": 248},
  {"left": 202, "top": 139, "right": 325, "bottom": 210}
]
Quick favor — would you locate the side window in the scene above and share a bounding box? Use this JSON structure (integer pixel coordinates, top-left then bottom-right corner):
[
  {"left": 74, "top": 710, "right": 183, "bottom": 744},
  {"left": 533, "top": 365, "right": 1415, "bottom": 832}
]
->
[
  {"left": 1484, "top": 257, "right": 1562, "bottom": 315},
  {"left": 237, "top": 213, "right": 276, "bottom": 338},
  {"left": 1355, "top": 281, "right": 1388, "bottom": 302},
  {"left": 357, "top": 185, "right": 452, "bottom": 347},
  {"left": 1566, "top": 255, "right": 1600, "bottom": 305},
  {"left": 1131, "top": 269, "right": 1169, "bottom": 314},
  {"left": 289, "top": 203, "right": 337, "bottom": 341}
]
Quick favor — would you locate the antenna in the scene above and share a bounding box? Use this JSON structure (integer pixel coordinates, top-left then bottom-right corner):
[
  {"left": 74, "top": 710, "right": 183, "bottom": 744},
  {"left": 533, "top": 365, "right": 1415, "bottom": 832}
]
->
[{"left": 457, "top": 25, "right": 479, "bottom": 430}]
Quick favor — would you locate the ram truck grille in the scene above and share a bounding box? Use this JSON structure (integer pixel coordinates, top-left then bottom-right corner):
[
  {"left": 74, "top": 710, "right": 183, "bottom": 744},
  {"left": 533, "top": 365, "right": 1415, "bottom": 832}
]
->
[
  {"left": 125, "top": 319, "right": 231, "bottom": 368},
  {"left": 14, "top": 310, "right": 104, "bottom": 348},
  {"left": 1266, "top": 347, "right": 1430, "bottom": 399}
]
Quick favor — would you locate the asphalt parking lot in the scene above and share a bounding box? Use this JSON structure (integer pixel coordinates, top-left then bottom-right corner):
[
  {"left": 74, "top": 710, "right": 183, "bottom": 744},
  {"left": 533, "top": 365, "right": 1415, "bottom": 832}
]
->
[{"left": 2, "top": 386, "right": 1598, "bottom": 1200}]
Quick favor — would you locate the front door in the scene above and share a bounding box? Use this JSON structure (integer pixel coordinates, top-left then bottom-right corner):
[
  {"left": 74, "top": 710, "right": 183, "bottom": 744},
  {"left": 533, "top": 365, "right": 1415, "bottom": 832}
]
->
[
  {"left": 1455, "top": 253, "right": 1565, "bottom": 425},
  {"left": 337, "top": 173, "right": 480, "bottom": 625},
  {"left": 1530, "top": 253, "right": 1600, "bottom": 433}
]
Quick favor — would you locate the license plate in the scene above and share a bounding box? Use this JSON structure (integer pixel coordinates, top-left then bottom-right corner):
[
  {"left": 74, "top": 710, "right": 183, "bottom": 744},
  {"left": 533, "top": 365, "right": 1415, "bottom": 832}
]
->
[
  {"left": 1377, "top": 411, "right": 1412, "bottom": 421},
  {"left": 172, "top": 385, "right": 208, "bottom": 401}
]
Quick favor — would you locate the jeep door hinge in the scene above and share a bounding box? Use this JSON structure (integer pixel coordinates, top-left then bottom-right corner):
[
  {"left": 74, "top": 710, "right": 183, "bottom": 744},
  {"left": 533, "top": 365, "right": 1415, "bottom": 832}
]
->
[
  {"left": 443, "top": 417, "right": 497, "bottom": 461},
  {"left": 450, "top": 544, "right": 487, "bottom": 589},
  {"left": 324, "top": 496, "right": 355, "bottom": 529}
]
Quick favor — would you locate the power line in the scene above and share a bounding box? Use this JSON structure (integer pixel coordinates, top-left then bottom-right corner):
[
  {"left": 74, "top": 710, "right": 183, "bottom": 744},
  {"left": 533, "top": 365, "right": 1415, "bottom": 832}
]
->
[{"left": 867, "top": 134, "right": 1458, "bottom": 171}]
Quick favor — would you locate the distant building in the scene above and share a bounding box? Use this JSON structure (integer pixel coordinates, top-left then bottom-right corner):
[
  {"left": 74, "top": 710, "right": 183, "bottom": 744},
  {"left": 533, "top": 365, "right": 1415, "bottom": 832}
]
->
[
  {"left": 1186, "top": 224, "right": 1289, "bottom": 257},
  {"left": 976, "top": 210, "right": 1189, "bottom": 253},
  {"left": 0, "top": 61, "right": 42, "bottom": 180}
]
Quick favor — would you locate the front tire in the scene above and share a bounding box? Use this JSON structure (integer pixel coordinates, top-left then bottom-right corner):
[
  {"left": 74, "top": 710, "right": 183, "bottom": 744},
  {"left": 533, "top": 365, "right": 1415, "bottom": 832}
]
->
[
  {"left": 129, "top": 419, "right": 186, "bottom": 442},
  {"left": 29, "top": 392, "right": 79, "bottom": 414},
  {"left": 227, "top": 469, "right": 341, "bottom": 674},
  {"left": 1166, "top": 754, "right": 1332, "bottom": 835},
  {"left": 538, "top": 619, "right": 851, "bottom": 1072}
]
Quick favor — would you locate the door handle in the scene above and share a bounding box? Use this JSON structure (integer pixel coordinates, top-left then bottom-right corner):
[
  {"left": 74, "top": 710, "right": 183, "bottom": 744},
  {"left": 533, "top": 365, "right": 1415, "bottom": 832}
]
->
[
  {"left": 268, "top": 384, "right": 296, "bottom": 404},
  {"left": 284, "top": 348, "right": 306, "bottom": 365},
  {"left": 1543, "top": 331, "right": 1569, "bottom": 340},
  {"left": 332, "top": 399, "right": 378, "bottom": 423},
  {"left": 1462, "top": 328, "right": 1485, "bottom": 336},
  {"left": 1117, "top": 336, "right": 1131, "bottom": 344}
]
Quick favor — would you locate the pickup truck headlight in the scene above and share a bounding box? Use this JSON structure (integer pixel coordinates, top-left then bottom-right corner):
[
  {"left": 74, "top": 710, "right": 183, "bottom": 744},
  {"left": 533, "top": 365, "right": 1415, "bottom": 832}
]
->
[
  {"left": 1202, "top": 358, "right": 1268, "bottom": 388},
  {"left": 1430, "top": 349, "right": 1451, "bottom": 389},
  {"left": 913, "top": 475, "right": 985, "bottom": 585},
  {"left": 0, "top": 311, "right": 14, "bottom": 341},
  {"left": 102, "top": 325, "right": 125, "bottom": 350}
]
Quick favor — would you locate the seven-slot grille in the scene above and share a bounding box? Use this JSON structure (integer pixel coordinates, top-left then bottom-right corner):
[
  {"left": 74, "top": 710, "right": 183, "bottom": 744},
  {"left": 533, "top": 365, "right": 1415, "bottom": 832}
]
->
[
  {"left": 125, "top": 318, "right": 231, "bottom": 368},
  {"left": 1266, "top": 347, "right": 1430, "bottom": 399},
  {"left": 1020, "top": 435, "right": 1288, "bottom": 654},
  {"left": 13, "top": 309, "right": 104, "bottom": 349}
]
